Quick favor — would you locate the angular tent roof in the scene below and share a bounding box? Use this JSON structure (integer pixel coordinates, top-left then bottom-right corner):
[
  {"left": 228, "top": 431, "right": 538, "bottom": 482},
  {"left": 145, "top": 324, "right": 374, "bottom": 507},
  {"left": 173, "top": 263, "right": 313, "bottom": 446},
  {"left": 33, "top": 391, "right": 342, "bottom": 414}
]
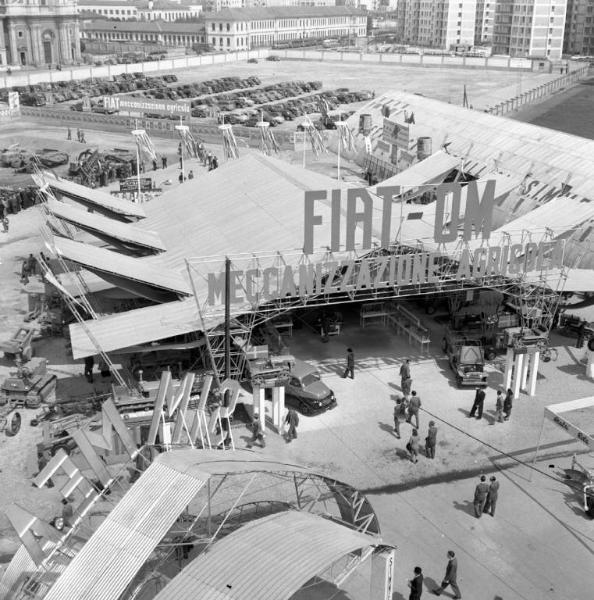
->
[
  {"left": 47, "top": 199, "right": 166, "bottom": 253},
  {"left": 53, "top": 237, "right": 191, "bottom": 296},
  {"left": 154, "top": 510, "right": 381, "bottom": 600},
  {"left": 36, "top": 172, "right": 146, "bottom": 220}
]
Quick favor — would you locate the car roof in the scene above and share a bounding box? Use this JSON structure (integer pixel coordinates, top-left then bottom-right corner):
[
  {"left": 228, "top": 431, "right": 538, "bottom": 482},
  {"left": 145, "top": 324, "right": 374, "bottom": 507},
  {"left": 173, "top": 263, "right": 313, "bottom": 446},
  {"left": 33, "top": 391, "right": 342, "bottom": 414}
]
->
[{"left": 290, "top": 358, "right": 317, "bottom": 378}]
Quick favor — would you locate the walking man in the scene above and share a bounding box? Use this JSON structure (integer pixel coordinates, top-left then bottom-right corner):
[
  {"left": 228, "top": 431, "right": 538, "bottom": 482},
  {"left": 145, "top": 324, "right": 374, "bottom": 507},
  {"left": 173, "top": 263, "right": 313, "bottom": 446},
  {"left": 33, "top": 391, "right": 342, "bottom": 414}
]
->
[
  {"left": 406, "top": 391, "right": 421, "bottom": 429},
  {"left": 483, "top": 475, "right": 500, "bottom": 516},
  {"left": 473, "top": 475, "right": 489, "bottom": 518},
  {"left": 407, "top": 429, "right": 420, "bottom": 463},
  {"left": 400, "top": 358, "right": 412, "bottom": 396},
  {"left": 408, "top": 566, "right": 424, "bottom": 600},
  {"left": 80, "top": 130, "right": 86, "bottom": 144},
  {"left": 61, "top": 498, "right": 74, "bottom": 529},
  {"left": 67, "top": 127, "right": 72, "bottom": 141},
  {"left": 494, "top": 390, "right": 504, "bottom": 423},
  {"left": 84, "top": 355, "right": 95, "bottom": 383},
  {"left": 76, "top": 128, "right": 81, "bottom": 142},
  {"left": 503, "top": 388, "right": 513, "bottom": 421},
  {"left": 161, "top": 155, "right": 167, "bottom": 169},
  {"left": 248, "top": 416, "right": 266, "bottom": 448},
  {"left": 343, "top": 348, "right": 355, "bottom": 379},
  {"left": 425, "top": 420, "right": 437, "bottom": 459},
  {"left": 393, "top": 397, "right": 407, "bottom": 439},
  {"left": 469, "top": 386, "right": 486, "bottom": 419},
  {"left": 2, "top": 216, "right": 9, "bottom": 233},
  {"left": 432, "top": 550, "right": 461, "bottom": 599},
  {"left": 285, "top": 408, "right": 299, "bottom": 442}
]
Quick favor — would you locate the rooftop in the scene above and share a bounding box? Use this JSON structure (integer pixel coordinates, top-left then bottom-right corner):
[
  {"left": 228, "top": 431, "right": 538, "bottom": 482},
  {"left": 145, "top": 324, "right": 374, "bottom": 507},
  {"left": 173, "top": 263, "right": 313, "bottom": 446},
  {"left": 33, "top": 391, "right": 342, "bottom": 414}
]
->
[{"left": 203, "top": 6, "right": 366, "bottom": 20}]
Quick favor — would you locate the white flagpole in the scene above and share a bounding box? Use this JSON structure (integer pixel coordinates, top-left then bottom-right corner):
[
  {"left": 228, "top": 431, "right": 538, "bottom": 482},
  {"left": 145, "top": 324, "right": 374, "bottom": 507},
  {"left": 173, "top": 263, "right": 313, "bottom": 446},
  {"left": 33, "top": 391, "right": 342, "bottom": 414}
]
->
[
  {"left": 134, "top": 119, "right": 141, "bottom": 203},
  {"left": 302, "top": 124, "right": 306, "bottom": 168},
  {"left": 337, "top": 128, "right": 341, "bottom": 183},
  {"left": 179, "top": 116, "right": 185, "bottom": 180}
]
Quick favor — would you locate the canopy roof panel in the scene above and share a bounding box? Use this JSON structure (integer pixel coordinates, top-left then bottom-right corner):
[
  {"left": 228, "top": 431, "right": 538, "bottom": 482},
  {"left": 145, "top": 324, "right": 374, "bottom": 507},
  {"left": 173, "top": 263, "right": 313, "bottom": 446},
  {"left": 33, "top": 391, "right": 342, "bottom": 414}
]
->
[
  {"left": 52, "top": 237, "right": 191, "bottom": 296},
  {"left": 154, "top": 511, "right": 380, "bottom": 600},
  {"left": 68, "top": 298, "right": 205, "bottom": 359},
  {"left": 47, "top": 199, "right": 166, "bottom": 252},
  {"left": 36, "top": 172, "right": 146, "bottom": 220}
]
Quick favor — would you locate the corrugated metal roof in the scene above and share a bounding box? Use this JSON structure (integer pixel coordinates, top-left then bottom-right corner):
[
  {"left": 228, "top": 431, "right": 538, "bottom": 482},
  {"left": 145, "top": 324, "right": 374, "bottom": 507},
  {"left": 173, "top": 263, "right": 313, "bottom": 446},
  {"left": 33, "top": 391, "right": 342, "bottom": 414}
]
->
[
  {"left": 36, "top": 172, "right": 146, "bottom": 220},
  {"left": 53, "top": 237, "right": 192, "bottom": 296},
  {"left": 0, "top": 544, "right": 36, "bottom": 598},
  {"left": 204, "top": 6, "right": 365, "bottom": 20},
  {"left": 348, "top": 91, "right": 594, "bottom": 203},
  {"left": 44, "top": 460, "right": 210, "bottom": 600},
  {"left": 154, "top": 511, "right": 379, "bottom": 600},
  {"left": 368, "top": 150, "right": 461, "bottom": 192},
  {"left": 69, "top": 298, "right": 207, "bottom": 359},
  {"left": 47, "top": 199, "right": 166, "bottom": 252}
]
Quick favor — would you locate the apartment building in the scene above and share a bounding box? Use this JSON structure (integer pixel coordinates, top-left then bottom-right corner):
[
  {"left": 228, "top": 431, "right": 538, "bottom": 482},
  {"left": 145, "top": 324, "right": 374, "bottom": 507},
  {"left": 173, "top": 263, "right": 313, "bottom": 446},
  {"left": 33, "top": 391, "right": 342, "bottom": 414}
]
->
[
  {"left": 564, "top": 0, "right": 594, "bottom": 55},
  {"left": 493, "top": 0, "right": 566, "bottom": 59},
  {"left": 397, "top": 1, "right": 476, "bottom": 49},
  {"left": 203, "top": 6, "right": 366, "bottom": 50},
  {"left": 475, "top": 0, "right": 495, "bottom": 44}
]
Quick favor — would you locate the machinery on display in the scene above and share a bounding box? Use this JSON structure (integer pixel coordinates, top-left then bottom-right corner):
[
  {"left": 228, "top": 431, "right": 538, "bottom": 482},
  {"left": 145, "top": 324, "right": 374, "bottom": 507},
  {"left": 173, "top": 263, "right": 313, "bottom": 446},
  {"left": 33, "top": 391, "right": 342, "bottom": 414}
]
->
[
  {"left": 442, "top": 327, "right": 488, "bottom": 388},
  {"left": 0, "top": 358, "right": 57, "bottom": 409},
  {"left": 0, "top": 144, "right": 68, "bottom": 172},
  {"left": 0, "top": 326, "right": 36, "bottom": 361},
  {"left": 68, "top": 148, "right": 136, "bottom": 187}
]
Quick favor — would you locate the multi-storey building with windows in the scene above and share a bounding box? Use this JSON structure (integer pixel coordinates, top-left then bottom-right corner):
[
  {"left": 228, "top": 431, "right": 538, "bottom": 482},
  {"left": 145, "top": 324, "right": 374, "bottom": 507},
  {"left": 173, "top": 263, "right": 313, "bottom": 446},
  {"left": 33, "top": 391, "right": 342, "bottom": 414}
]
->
[
  {"left": 396, "top": 0, "right": 477, "bottom": 49},
  {"left": 203, "top": 6, "right": 366, "bottom": 51},
  {"left": 493, "top": 0, "right": 566, "bottom": 59},
  {"left": 77, "top": 0, "right": 201, "bottom": 23},
  {"left": 475, "top": 0, "right": 494, "bottom": 44},
  {"left": 564, "top": 0, "right": 594, "bottom": 55},
  {"left": 0, "top": 0, "right": 81, "bottom": 66},
  {"left": 205, "top": 0, "right": 337, "bottom": 12}
]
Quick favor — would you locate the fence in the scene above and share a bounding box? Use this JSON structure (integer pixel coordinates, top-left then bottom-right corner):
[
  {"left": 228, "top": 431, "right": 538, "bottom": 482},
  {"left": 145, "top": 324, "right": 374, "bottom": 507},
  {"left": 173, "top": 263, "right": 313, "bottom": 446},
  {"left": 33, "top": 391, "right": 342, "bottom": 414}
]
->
[
  {"left": 279, "top": 48, "right": 537, "bottom": 71},
  {"left": 0, "top": 48, "right": 270, "bottom": 89},
  {"left": 485, "top": 64, "right": 590, "bottom": 116},
  {"left": 19, "top": 106, "right": 295, "bottom": 150}
]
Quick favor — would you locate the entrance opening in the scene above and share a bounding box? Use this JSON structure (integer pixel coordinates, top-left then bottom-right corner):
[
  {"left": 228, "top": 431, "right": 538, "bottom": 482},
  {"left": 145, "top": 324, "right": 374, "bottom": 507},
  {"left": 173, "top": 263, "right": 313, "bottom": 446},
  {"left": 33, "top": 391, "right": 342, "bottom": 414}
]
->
[
  {"left": 43, "top": 41, "right": 52, "bottom": 64},
  {"left": 19, "top": 51, "right": 26, "bottom": 66}
]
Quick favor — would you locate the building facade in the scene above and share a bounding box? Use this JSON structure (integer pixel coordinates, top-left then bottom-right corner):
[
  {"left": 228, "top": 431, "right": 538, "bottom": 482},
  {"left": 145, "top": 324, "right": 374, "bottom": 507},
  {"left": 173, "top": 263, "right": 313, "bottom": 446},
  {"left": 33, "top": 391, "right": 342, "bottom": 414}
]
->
[
  {"left": 203, "top": 6, "right": 366, "bottom": 50},
  {"left": 397, "top": 0, "right": 477, "bottom": 49},
  {"left": 493, "top": 0, "right": 567, "bottom": 59},
  {"left": 564, "top": 0, "right": 594, "bottom": 55},
  {"left": 82, "top": 18, "right": 205, "bottom": 47},
  {"left": 475, "top": 0, "right": 494, "bottom": 44},
  {"left": 77, "top": 0, "right": 201, "bottom": 22},
  {"left": 205, "top": 0, "right": 338, "bottom": 11},
  {"left": 0, "top": 0, "right": 81, "bottom": 66}
]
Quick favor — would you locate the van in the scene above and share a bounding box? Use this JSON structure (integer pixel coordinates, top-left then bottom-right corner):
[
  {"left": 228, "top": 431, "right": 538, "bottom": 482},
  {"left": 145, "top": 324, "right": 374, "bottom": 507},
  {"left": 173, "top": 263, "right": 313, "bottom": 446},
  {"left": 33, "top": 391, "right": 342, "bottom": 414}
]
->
[{"left": 285, "top": 359, "right": 337, "bottom": 416}]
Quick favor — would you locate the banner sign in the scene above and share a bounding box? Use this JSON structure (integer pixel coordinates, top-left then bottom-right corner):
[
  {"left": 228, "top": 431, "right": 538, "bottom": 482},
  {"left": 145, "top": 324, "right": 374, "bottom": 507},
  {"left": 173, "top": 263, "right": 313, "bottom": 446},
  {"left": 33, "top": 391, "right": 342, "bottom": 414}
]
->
[
  {"left": 205, "top": 181, "right": 565, "bottom": 308},
  {"left": 103, "top": 95, "right": 191, "bottom": 116},
  {"left": 120, "top": 177, "right": 152, "bottom": 192},
  {"left": 8, "top": 91, "right": 19, "bottom": 109},
  {"left": 382, "top": 118, "right": 416, "bottom": 151}
]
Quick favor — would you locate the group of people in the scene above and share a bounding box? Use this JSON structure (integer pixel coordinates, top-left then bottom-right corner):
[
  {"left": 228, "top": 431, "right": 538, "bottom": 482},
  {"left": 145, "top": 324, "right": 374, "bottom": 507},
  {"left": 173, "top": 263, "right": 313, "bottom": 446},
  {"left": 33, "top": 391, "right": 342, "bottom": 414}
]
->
[
  {"left": 409, "top": 550, "right": 462, "bottom": 599},
  {"left": 0, "top": 186, "right": 40, "bottom": 221},
  {"left": 248, "top": 407, "right": 300, "bottom": 448},
  {"left": 469, "top": 386, "right": 514, "bottom": 422},
  {"left": 394, "top": 359, "right": 437, "bottom": 464},
  {"left": 473, "top": 474, "right": 500, "bottom": 518},
  {"left": 67, "top": 127, "right": 86, "bottom": 144}
]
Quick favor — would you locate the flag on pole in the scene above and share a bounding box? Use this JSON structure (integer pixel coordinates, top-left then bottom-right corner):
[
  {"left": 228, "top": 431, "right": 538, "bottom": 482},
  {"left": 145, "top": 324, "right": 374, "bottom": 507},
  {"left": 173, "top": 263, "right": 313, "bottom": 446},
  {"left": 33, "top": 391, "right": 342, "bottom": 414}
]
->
[
  {"left": 132, "top": 129, "right": 157, "bottom": 162},
  {"left": 220, "top": 124, "right": 239, "bottom": 160},
  {"left": 302, "top": 116, "right": 327, "bottom": 158},
  {"left": 176, "top": 126, "right": 199, "bottom": 159},
  {"left": 364, "top": 136, "right": 372, "bottom": 154},
  {"left": 336, "top": 122, "right": 356, "bottom": 153}
]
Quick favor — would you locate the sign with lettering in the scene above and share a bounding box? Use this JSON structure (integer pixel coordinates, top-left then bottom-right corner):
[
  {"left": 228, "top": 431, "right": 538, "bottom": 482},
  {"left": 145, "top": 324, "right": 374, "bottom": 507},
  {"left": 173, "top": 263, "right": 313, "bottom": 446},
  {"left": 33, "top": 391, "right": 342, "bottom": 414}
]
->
[
  {"left": 120, "top": 177, "right": 152, "bottom": 192},
  {"left": 382, "top": 118, "right": 416, "bottom": 151},
  {"left": 204, "top": 181, "right": 566, "bottom": 308},
  {"left": 103, "top": 95, "right": 191, "bottom": 117},
  {"left": 550, "top": 414, "right": 592, "bottom": 447}
]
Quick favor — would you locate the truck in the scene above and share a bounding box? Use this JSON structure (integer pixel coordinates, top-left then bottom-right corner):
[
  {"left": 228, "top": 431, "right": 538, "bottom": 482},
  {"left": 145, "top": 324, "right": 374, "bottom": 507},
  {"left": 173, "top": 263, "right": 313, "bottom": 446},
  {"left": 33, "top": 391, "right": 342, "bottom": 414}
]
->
[
  {"left": 0, "top": 326, "right": 37, "bottom": 361},
  {"left": 442, "top": 328, "right": 488, "bottom": 388}
]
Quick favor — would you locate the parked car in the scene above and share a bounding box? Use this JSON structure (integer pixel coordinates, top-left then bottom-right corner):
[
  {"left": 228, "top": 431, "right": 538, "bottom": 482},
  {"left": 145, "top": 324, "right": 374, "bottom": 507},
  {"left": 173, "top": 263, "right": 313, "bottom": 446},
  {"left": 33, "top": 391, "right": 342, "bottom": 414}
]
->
[
  {"left": 442, "top": 328, "right": 488, "bottom": 388},
  {"left": 266, "top": 55, "right": 281, "bottom": 61},
  {"left": 247, "top": 58, "right": 258, "bottom": 63},
  {"left": 285, "top": 359, "right": 336, "bottom": 416}
]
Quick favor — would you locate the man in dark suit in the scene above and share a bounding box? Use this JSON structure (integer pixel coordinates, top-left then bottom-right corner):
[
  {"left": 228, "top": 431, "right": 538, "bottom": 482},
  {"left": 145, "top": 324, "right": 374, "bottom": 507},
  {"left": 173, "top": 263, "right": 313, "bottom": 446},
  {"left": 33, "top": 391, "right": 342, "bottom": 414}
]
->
[
  {"left": 432, "top": 550, "right": 461, "bottom": 598},
  {"left": 484, "top": 475, "right": 500, "bottom": 516},
  {"left": 343, "top": 348, "right": 355, "bottom": 379},
  {"left": 474, "top": 475, "right": 490, "bottom": 517},
  {"left": 469, "top": 386, "right": 486, "bottom": 419},
  {"left": 408, "top": 565, "right": 424, "bottom": 600}
]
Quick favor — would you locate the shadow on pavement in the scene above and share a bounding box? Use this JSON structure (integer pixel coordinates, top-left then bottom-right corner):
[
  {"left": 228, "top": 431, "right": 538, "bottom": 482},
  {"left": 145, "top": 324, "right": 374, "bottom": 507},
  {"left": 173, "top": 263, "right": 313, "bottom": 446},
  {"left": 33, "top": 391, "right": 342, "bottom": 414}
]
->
[{"left": 452, "top": 499, "right": 474, "bottom": 517}]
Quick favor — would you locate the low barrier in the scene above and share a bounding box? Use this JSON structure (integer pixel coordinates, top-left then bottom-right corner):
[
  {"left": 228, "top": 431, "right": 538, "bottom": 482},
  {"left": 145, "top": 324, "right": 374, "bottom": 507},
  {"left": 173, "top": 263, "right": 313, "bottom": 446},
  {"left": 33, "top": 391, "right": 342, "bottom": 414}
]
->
[
  {"left": 279, "top": 48, "right": 537, "bottom": 71},
  {"left": 19, "top": 106, "right": 295, "bottom": 150},
  {"left": 485, "top": 64, "right": 590, "bottom": 116}
]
